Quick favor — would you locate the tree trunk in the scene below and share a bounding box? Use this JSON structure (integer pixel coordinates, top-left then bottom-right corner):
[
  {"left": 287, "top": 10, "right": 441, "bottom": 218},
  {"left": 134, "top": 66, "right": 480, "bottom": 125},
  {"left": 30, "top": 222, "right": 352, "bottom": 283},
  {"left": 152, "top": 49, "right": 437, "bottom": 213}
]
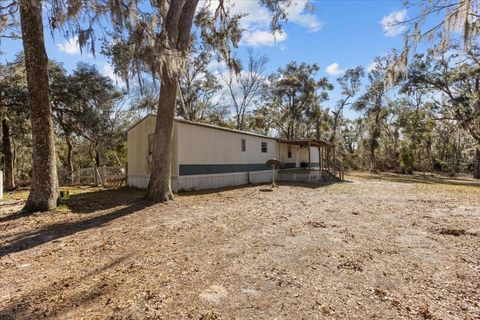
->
[
  {"left": 330, "top": 115, "right": 339, "bottom": 143},
  {"left": 65, "top": 134, "right": 74, "bottom": 183},
  {"left": 145, "top": 79, "right": 178, "bottom": 202},
  {"left": 370, "top": 144, "right": 376, "bottom": 172},
  {"left": 20, "top": 0, "right": 59, "bottom": 212},
  {"left": 426, "top": 137, "right": 432, "bottom": 172},
  {"left": 474, "top": 148, "right": 480, "bottom": 179},
  {"left": 2, "top": 117, "right": 15, "bottom": 190},
  {"left": 144, "top": 0, "right": 198, "bottom": 202},
  {"left": 91, "top": 145, "right": 100, "bottom": 187}
]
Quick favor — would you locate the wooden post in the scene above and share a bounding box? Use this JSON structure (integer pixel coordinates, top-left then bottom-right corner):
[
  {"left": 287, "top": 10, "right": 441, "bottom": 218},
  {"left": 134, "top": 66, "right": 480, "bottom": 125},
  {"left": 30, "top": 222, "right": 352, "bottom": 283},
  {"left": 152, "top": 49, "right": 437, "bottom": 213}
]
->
[
  {"left": 317, "top": 141, "right": 322, "bottom": 170},
  {"left": 308, "top": 141, "right": 311, "bottom": 172},
  {"left": 321, "top": 146, "right": 324, "bottom": 169}
]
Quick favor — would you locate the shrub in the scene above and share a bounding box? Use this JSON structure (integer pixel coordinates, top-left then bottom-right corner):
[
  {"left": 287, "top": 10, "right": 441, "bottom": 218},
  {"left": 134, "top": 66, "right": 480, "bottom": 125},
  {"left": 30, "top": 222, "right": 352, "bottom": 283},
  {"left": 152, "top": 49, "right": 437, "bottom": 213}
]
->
[
  {"left": 432, "top": 158, "right": 454, "bottom": 176},
  {"left": 399, "top": 146, "right": 415, "bottom": 175}
]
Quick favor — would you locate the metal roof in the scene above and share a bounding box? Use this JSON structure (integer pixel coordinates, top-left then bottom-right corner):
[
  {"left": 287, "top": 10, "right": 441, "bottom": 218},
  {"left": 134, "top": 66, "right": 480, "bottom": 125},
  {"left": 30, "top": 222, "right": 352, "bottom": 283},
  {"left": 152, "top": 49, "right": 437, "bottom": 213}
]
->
[
  {"left": 127, "top": 114, "right": 277, "bottom": 140},
  {"left": 128, "top": 114, "right": 335, "bottom": 147},
  {"left": 278, "top": 138, "right": 335, "bottom": 147}
]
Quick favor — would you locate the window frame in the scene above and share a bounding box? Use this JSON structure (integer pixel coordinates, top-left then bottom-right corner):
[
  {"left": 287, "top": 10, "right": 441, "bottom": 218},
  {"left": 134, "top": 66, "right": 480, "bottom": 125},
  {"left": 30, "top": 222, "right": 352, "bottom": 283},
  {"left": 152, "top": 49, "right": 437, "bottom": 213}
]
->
[
  {"left": 261, "top": 141, "right": 268, "bottom": 153},
  {"left": 287, "top": 145, "right": 292, "bottom": 158},
  {"left": 241, "top": 138, "right": 246, "bottom": 152}
]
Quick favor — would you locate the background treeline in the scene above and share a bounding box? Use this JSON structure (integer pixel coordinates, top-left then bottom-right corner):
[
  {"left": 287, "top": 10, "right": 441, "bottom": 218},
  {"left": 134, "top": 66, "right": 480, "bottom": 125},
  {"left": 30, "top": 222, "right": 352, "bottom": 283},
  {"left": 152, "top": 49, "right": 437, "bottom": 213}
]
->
[
  {"left": 0, "top": 55, "right": 130, "bottom": 189},
  {"left": 2, "top": 40, "right": 479, "bottom": 191}
]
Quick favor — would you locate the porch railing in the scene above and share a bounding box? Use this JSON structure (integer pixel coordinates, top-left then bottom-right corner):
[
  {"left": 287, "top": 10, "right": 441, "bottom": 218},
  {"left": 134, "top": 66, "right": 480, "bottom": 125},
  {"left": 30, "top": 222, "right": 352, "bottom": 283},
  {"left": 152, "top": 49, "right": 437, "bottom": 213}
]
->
[{"left": 322, "top": 158, "right": 345, "bottom": 181}]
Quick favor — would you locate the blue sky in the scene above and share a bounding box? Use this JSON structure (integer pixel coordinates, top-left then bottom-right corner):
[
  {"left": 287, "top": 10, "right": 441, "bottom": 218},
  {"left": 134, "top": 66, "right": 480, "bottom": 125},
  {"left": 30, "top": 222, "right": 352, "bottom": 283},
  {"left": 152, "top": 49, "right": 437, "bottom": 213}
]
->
[{"left": 1, "top": 0, "right": 410, "bottom": 119}]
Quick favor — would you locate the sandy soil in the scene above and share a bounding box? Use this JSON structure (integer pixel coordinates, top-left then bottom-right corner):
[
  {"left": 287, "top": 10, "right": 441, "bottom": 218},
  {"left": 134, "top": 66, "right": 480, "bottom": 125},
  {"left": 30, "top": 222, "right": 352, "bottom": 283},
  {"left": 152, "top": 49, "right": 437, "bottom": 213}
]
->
[{"left": 0, "top": 172, "right": 479, "bottom": 319}]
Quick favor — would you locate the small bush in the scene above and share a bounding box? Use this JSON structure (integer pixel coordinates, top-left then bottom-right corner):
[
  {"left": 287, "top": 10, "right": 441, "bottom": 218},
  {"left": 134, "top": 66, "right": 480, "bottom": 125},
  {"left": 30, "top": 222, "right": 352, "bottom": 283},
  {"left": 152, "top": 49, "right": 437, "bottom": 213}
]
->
[
  {"left": 399, "top": 146, "right": 415, "bottom": 175},
  {"left": 432, "top": 158, "right": 454, "bottom": 176}
]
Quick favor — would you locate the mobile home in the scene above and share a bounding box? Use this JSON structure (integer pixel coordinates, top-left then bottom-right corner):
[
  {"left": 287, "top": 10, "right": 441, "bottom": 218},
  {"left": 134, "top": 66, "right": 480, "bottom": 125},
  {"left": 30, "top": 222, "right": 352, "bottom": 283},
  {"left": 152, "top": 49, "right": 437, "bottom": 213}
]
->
[{"left": 127, "top": 115, "right": 342, "bottom": 191}]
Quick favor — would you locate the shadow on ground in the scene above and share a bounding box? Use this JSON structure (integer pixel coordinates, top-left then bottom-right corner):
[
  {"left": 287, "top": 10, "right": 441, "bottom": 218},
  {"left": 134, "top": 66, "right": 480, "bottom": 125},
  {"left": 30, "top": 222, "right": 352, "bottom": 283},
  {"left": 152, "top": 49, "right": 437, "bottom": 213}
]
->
[
  {"left": 0, "top": 188, "right": 151, "bottom": 258},
  {"left": 66, "top": 187, "right": 146, "bottom": 214},
  {"left": 0, "top": 187, "right": 145, "bottom": 224},
  {"left": 177, "top": 180, "right": 349, "bottom": 197},
  {"left": 0, "top": 252, "right": 135, "bottom": 320}
]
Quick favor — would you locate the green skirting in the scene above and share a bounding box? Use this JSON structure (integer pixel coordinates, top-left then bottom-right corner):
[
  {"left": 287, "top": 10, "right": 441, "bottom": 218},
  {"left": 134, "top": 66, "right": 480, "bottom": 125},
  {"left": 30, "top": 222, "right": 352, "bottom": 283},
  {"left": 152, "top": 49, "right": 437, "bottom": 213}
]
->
[{"left": 179, "top": 162, "right": 297, "bottom": 176}]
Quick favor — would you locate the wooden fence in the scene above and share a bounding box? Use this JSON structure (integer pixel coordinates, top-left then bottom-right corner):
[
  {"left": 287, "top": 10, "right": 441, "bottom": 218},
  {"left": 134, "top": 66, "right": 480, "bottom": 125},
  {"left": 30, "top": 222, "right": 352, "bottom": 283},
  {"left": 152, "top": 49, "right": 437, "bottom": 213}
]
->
[{"left": 58, "top": 166, "right": 126, "bottom": 187}]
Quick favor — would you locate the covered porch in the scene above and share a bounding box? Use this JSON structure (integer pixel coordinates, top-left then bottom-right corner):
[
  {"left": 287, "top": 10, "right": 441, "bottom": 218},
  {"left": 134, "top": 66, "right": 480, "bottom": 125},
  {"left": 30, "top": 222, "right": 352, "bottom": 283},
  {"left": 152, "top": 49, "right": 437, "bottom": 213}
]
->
[{"left": 276, "top": 138, "right": 344, "bottom": 182}]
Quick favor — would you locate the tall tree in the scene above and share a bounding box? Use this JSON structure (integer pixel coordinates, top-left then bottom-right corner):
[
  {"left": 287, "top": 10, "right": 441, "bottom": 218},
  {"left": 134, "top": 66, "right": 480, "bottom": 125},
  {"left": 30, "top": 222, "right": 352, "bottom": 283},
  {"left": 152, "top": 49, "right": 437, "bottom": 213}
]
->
[
  {"left": 329, "top": 66, "right": 364, "bottom": 142},
  {"left": 49, "top": 62, "right": 81, "bottom": 183},
  {"left": 385, "top": 0, "right": 480, "bottom": 87},
  {"left": 265, "top": 62, "right": 332, "bottom": 139},
  {"left": 105, "top": 0, "right": 291, "bottom": 202},
  {"left": 405, "top": 47, "right": 480, "bottom": 178},
  {"left": 394, "top": 93, "right": 435, "bottom": 174},
  {"left": 19, "top": 0, "right": 59, "bottom": 212},
  {"left": 177, "top": 41, "right": 223, "bottom": 123},
  {"left": 0, "top": 55, "right": 28, "bottom": 190},
  {"left": 353, "top": 58, "right": 390, "bottom": 172},
  {"left": 222, "top": 49, "right": 268, "bottom": 130},
  {"left": 68, "top": 63, "right": 123, "bottom": 186}
]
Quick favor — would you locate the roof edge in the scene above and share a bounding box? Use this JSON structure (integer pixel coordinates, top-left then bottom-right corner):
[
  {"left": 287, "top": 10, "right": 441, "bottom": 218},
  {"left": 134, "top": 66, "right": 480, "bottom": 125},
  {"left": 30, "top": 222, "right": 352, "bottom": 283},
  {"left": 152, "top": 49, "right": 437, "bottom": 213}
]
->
[
  {"left": 127, "top": 113, "right": 157, "bottom": 133},
  {"left": 128, "top": 114, "right": 277, "bottom": 140},
  {"left": 127, "top": 115, "right": 335, "bottom": 147},
  {"left": 174, "top": 118, "right": 277, "bottom": 140}
]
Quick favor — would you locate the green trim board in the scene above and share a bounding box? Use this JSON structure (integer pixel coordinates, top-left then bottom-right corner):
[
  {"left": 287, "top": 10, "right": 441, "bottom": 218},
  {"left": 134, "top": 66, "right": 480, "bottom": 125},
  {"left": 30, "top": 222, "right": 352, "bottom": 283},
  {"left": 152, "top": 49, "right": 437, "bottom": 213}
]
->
[
  {"left": 179, "top": 162, "right": 297, "bottom": 176},
  {"left": 300, "top": 162, "right": 320, "bottom": 168}
]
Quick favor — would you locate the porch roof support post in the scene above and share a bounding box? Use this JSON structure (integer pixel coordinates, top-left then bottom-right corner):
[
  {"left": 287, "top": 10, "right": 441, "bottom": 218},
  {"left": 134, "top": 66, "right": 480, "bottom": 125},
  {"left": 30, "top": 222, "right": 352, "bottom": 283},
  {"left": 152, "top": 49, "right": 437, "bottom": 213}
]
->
[
  {"left": 321, "top": 145, "right": 324, "bottom": 170},
  {"left": 319, "top": 145, "right": 321, "bottom": 170},
  {"left": 308, "top": 141, "right": 311, "bottom": 172}
]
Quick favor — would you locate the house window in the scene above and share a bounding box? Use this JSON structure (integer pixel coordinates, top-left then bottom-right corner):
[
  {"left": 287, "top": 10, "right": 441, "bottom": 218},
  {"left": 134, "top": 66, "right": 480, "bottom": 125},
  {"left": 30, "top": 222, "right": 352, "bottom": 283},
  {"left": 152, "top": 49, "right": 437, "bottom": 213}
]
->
[
  {"left": 261, "top": 142, "right": 268, "bottom": 153},
  {"left": 148, "top": 134, "right": 155, "bottom": 155},
  {"left": 241, "top": 139, "right": 246, "bottom": 152},
  {"left": 287, "top": 146, "right": 292, "bottom": 158}
]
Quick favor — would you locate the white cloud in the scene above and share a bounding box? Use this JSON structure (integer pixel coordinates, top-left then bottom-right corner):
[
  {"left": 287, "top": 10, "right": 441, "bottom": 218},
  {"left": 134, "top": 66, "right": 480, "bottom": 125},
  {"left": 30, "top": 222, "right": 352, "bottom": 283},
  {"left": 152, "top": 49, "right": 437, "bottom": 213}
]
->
[
  {"left": 241, "top": 30, "right": 287, "bottom": 47},
  {"left": 201, "top": 0, "right": 322, "bottom": 47},
  {"left": 102, "top": 63, "right": 126, "bottom": 88},
  {"left": 231, "top": 1, "right": 271, "bottom": 28},
  {"left": 381, "top": 9, "right": 407, "bottom": 37},
  {"left": 207, "top": 60, "right": 227, "bottom": 76},
  {"left": 326, "top": 63, "right": 344, "bottom": 76},
  {"left": 56, "top": 36, "right": 80, "bottom": 55},
  {"left": 285, "top": 1, "right": 324, "bottom": 32},
  {"left": 230, "top": 0, "right": 323, "bottom": 32}
]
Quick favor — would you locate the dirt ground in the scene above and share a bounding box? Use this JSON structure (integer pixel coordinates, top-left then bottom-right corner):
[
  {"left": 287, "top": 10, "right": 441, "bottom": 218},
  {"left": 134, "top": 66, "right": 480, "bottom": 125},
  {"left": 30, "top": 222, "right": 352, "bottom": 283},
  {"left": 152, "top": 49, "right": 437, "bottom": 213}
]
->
[{"left": 1, "top": 172, "right": 479, "bottom": 319}]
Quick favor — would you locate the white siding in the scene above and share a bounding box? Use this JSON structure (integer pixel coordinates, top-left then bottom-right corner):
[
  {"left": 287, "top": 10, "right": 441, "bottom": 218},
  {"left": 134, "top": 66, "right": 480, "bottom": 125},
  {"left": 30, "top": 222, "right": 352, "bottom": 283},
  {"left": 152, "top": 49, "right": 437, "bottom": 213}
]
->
[
  {"left": 176, "top": 122, "right": 277, "bottom": 165},
  {"left": 127, "top": 117, "right": 329, "bottom": 191}
]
